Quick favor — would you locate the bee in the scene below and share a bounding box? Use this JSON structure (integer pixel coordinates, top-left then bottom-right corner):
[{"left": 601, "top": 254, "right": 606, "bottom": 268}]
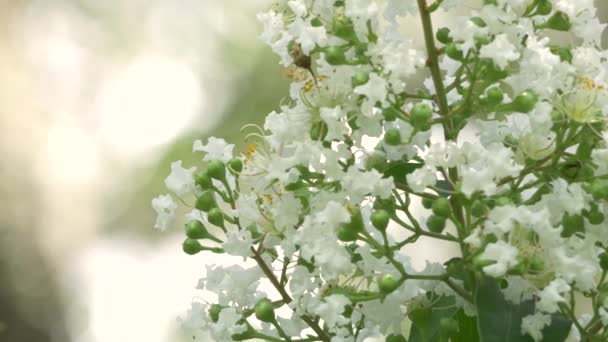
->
[{"left": 285, "top": 42, "right": 318, "bottom": 84}]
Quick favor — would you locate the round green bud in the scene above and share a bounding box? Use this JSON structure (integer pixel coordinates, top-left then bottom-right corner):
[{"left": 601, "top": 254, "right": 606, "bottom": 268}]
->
[
  {"left": 600, "top": 252, "right": 608, "bottom": 271},
  {"left": 182, "top": 238, "right": 203, "bottom": 255},
  {"left": 352, "top": 71, "right": 369, "bottom": 87},
  {"left": 511, "top": 91, "right": 538, "bottom": 113},
  {"left": 207, "top": 207, "right": 225, "bottom": 228},
  {"left": 445, "top": 42, "right": 463, "bottom": 61},
  {"left": 196, "top": 190, "right": 217, "bottom": 212},
  {"left": 209, "top": 304, "right": 222, "bottom": 323},
  {"left": 384, "top": 128, "right": 401, "bottom": 146},
  {"left": 195, "top": 171, "right": 213, "bottom": 189},
  {"left": 440, "top": 317, "right": 459, "bottom": 332},
  {"left": 551, "top": 110, "right": 563, "bottom": 123},
  {"left": 382, "top": 106, "right": 400, "bottom": 121},
  {"left": 371, "top": 209, "right": 390, "bottom": 231},
  {"left": 386, "top": 334, "right": 407, "bottom": 342},
  {"left": 471, "top": 201, "right": 488, "bottom": 217},
  {"left": 561, "top": 213, "right": 584, "bottom": 238},
  {"left": 436, "top": 27, "right": 452, "bottom": 44},
  {"left": 427, "top": 215, "right": 447, "bottom": 233},
  {"left": 207, "top": 160, "right": 226, "bottom": 180},
  {"left": 337, "top": 224, "right": 359, "bottom": 242},
  {"left": 325, "top": 46, "right": 347, "bottom": 65},
  {"left": 254, "top": 299, "right": 276, "bottom": 323},
  {"left": 422, "top": 197, "right": 434, "bottom": 209},
  {"left": 588, "top": 210, "right": 605, "bottom": 225},
  {"left": 485, "top": 87, "right": 504, "bottom": 105},
  {"left": 228, "top": 158, "right": 243, "bottom": 173},
  {"left": 528, "top": 255, "right": 544, "bottom": 273},
  {"left": 410, "top": 103, "right": 433, "bottom": 130},
  {"left": 310, "top": 17, "right": 323, "bottom": 27},
  {"left": 535, "top": 1, "right": 552, "bottom": 16},
  {"left": 588, "top": 179, "right": 608, "bottom": 200},
  {"left": 432, "top": 197, "right": 451, "bottom": 218},
  {"left": 378, "top": 274, "right": 399, "bottom": 294},
  {"left": 185, "top": 220, "right": 208, "bottom": 239}
]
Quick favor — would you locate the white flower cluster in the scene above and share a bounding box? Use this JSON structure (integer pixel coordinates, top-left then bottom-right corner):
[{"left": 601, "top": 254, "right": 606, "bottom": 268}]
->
[{"left": 153, "top": 0, "right": 608, "bottom": 341}]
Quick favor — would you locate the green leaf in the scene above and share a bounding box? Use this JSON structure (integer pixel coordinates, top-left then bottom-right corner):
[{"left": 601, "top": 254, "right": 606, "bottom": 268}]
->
[
  {"left": 384, "top": 161, "right": 422, "bottom": 182},
  {"left": 409, "top": 294, "right": 459, "bottom": 342},
  {"left": 475, "top": 278, "right": 534, "bottom": 342},
  {"left": 452, "top": 309, "right": 480, "bottom": 342},
  {"left": 435, "top": 180, "right": 453, "bottom": 197},
  {"left": 541, "top": 313, "right": 571, "bottom": 341}
]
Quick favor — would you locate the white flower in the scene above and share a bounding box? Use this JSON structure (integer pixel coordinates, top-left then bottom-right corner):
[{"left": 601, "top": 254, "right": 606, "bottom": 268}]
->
[
  {"left": 289, "top": 17, "right": 327, "bottom": 54},
  {"left": 521, "top": 312, "right": 551, "bottom": 342},
  {"left": 537, "top": 278, "right": 570, "bottom": 313},
  {"left": 480, "top": 241, "right": 519, "bottom": 278},
  {"left": 193, "top": 137, "right": 234, "bottom": 162},
  {"left": 309, "top": 294, "right": 351, "bottom": 329},
  {"left": 406, "top": 165, "right": 437, "bottom": 193},
  {"left": 320, "top": 106, "right": 348, "bottom": 141},
  {"left": 151, "top": 194, "right": 177, "bottom": 231},
  {"left": 342, "top": 166, "right": 394, "bottom": 202},
  {"left": 210, "top": 307, "right": 247, "bottom": 341},
  {"left": 479, "top": 34, "right": 520, "bottom": 69},
  {"left": 164, "top": 160, "right": 196, "bottom": 196},
  {"left": 222, "top": 230, "right": 254, "bottom": 259},
  {"left": 354, "top": 73, "right": 388, "bottom": 117}
]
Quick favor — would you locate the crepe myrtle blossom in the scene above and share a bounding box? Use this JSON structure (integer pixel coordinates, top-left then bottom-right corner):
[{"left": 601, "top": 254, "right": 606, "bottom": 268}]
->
[{"left": 157, "top": 1, "right": 608, "bottom": 341}]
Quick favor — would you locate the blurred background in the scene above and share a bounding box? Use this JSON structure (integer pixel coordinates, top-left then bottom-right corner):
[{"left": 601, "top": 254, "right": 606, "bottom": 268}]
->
[{"left": 0, "top": 1, "right": 606, "bottom": 342}]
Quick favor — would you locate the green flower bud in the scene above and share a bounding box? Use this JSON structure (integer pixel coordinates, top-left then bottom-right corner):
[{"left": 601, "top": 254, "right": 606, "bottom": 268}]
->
[
  {"left": 324, "top": 46, "right": 347, "bottom": 65},
  {"left": 364, "top": 152, "right": 388, "bottom": 172},
  {"left": 440, "top": 317, "right": 459, "bottom": 333},
  {"left": 534, "top": 1, "right": 552, "bottom": 16},
  {"left": 337, "top": 225, "right": 359, "bottom": 242},
  {"left": 427, "top": 215, "right": 447, "bottom": 233},
  {"left": 254, "top": 299, "right": 276, "bottom": 323},
  {"left": 207, "top": 160, "right": 226, "bottom": 180},
  {"left": 588, "top": 179, "right": 608, "bottom": 200},
  {"left": 382, "top": 106, "right": 400, "bottom": 121},
  {"left": 384, "top": 128, "right": 401, "bottom": 146},
  {"left": 209, "top": 304, "right": 222, "bottom": 323},
  {"left": 185, "top": 220, "right": 208, "bottom": 239},
  {"left": 228, "top": 158, "right": 243, "bottom": 173},
  {"left": 470, "top": 17, "right": 487, "bottom": 27},
  {"left": 195, "top": 172, "right": 213, "bottom": 189},
  {"left": 599, "top": 252, "right": 608, "bottom": 271},
  {"left": 207, "top": 207, "right": 225, "bottom": 228},
  {"left": 310, "top": 17, "right": 323, "bottom": 27},
  {"left": 511, "top": 91, "right": 538, "bottom": 113},
  {"left": 528, "top": 255, "right": 545, "bottom": 273},
  {"left": 539, "top": 11, "right": 571, "bottom": 31},
  {"left": 378, "top": 274, "right": 399, "bottom": 294},
  {"left": 436, "top": 27, "right": 452, "bottom": 44},
  {"left": 471, "top": 201, "right": 488, "bottom": 217},
  {"left": 446, "top": 42, "right": 463, "bottom": 61},
  {"left": 371, "top": 209, "right": 390, "bottom": 231},
  {"left": 351, "top": 71, "right": 369, "bottom": 87},
  {"left": 561, "top": 213, "right": 585, "bottom": 238},
  {"left": 422, "top": 197, "right": 434, "bottom": 209},
  {"left": 410, "top": 103, "right": 433, "bottom": 130},
  {"left": 432, "top": 197, "right": 451, "bottom": 217},
  {"left": 182, "top": 238, "right": 203, "bottom": 255},
  {"left": 196, "top": 190, "right": 217, "bottom": 212},
  {"left": 485, "top": 87, "right": 504, "bottom": 105}
]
